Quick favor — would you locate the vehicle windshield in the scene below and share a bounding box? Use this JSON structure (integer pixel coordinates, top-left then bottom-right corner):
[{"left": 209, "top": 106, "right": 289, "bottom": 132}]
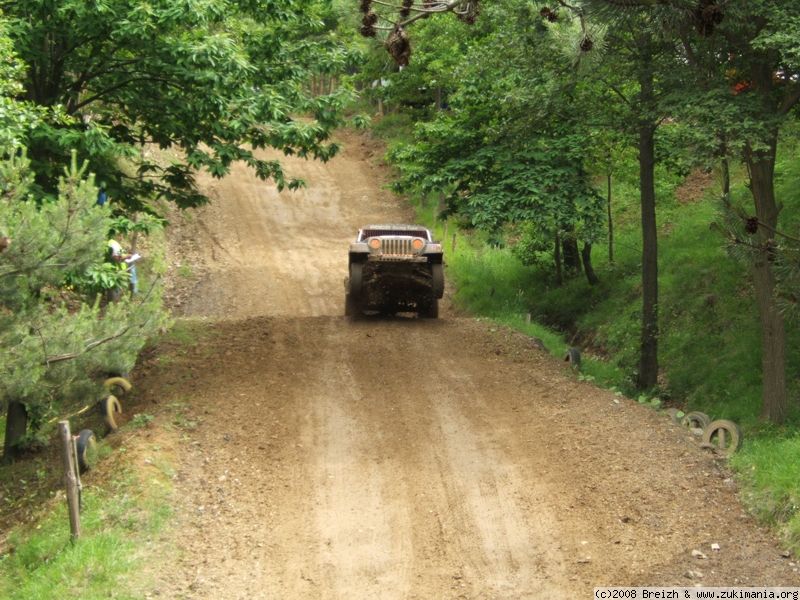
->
[{"left": 358, "top": 228, "right": 430, "bottom": 241}]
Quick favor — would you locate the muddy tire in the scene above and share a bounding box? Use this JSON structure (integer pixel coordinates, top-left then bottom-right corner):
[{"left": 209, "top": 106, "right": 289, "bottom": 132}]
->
[
  {"left": 702, "top": 419, "right": 742, "bottom": 456},
  {"left": 431, "top": 263, "right": 444, "bottom": 298},
  {"left": 420, "top": 299, "right": 439, "bottom": 319},
  {"left": 348, "top": 262, "right": 363, "bottom": 296},
  {"left": 76, "top": 429, "right": 97, "bottom": 473},
  {"left": 102, "top": 395, "right": 123, "bottom": 432},
  {"left": 345, "top": 293, "right": 361, "bottom": 318},
  {"left": 681, "top": 411, "right": 711, "bottom": 430}
]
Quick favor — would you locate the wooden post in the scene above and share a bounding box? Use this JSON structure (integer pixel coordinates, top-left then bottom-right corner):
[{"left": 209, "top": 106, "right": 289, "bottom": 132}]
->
[
  {"left": 451, "top": 233, "right": 457, "bottom": 253},
  {"left": 526, "top": 313, "right": 531, "bottom": 325},
  {"left": 58, "top": 421, "right": 81, "bottom": 541}
]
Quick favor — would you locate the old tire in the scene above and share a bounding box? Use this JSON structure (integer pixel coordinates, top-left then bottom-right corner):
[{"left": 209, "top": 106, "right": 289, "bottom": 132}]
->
[
  {"left": 76, "top": 429, "right": 97, "bottom": 473},
  {"left": 103, "top": 376, "right": 132, "bottom": 396},
  {"left": 702, "top": 419, "right": 742, "bottom": 456},
  {"left": 348, "top": 262, "right": 363, "bottom": 296},
  {"left": 564, "top": 347, "right": 582, "bottom": 370},
  {"left": 431, "top": 263, "right": 444, "bottom": 298},
  {"left": 681, "top": 411, "right": 711, "bottom": 430},
  {"left": 102, "top": 395, "right": 123, "bottom": 432},
  {"left": 420, "top": 299, "right": 439, "bottom": 319}
]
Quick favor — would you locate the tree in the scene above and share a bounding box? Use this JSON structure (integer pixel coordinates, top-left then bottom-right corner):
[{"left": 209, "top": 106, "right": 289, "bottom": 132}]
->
[
  {"left": 574, "top": 0, "right": 800, "bottom": 420},
  {"left": 0, "top": 151, "right": 169, "bottom": 462},
  {"left": 387, "top": 1, "right": 605, "bottom": 285},
  {"left": 582, "top": 20, "right": 679, "bottom": 390},
  {"left": 3, "top": 0, "right": 353, "bottom": 210},
  {"left": 677, "top": 0, "right": 800, "bottom": 422},
  {"left": 0, "top": 19, "right": 168, "bottom": 462}
]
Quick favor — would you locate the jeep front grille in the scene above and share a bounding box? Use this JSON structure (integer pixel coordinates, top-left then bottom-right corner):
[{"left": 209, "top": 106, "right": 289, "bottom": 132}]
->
[{"left": 381, "top": 238, "right": 413, "bottom": 256}]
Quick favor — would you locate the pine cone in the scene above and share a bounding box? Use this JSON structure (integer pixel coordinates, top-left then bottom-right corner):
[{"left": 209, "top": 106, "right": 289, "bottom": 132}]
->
[
  {"left": 400, "top": 0, "right": 413, "bottom": 18},
  {"left": 693, "top": 0, "right": 723, "bottom": 37},
  {"left": 360, "top": 0, "right": 372, "bottom": 14},
  {"left": 456, "top": 0, "right": 480, "bottom": 25},
  {"left": 745, "top": 216, "right": 759, "bottom": 235},
  {"left": 360, "top": 23, "right": 376, "bottom": 37},
  {"left": 580, "top": 37, "right": 594, "bottom": 52},
  {"left": 362, "top": 11, "right": 378, "bottom": 26},
  {"left": 540, "top": 7, "right": 558, "bottom": 22},
  {"left": 386, "top": 27, "right": 411, "bottom": 66}
]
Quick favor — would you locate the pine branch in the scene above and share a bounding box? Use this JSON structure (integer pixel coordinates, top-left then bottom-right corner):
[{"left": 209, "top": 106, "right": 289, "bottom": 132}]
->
[{"left": 41, "top": 276, "right": 161, "bottom": 366}]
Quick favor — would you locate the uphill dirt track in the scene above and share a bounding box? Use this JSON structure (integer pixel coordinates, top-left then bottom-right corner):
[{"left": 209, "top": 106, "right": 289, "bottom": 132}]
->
[{"left": 139, "top": 131, "right": 800, "bottom": 599}]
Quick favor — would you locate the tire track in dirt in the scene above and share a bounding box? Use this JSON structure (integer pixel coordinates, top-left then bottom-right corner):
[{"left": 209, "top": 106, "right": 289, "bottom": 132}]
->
[
  {"left": 309, "top": 319, "right": 415, "bottom": 599},
  {"left": 168, "top": 134, "right": 411, "bottom": 320},
  {"left": 140, "top": 131, "right": 800, "bottom": 599}
]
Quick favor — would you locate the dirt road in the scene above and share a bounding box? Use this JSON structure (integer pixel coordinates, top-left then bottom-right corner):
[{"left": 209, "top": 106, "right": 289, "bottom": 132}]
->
[{"left": 139, "top": 132, "right": 800, "bottom": 599}]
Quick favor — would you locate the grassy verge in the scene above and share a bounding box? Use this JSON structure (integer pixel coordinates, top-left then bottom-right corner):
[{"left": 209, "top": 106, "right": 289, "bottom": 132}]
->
[
  {"left": 0, "top": 319, "right": 214, "bottom": 598},
  {"left": 370, "top": 120, "right": 800, "bottom": 551},
  {"left": 0, "top": 426, "right": 175, "bottom": 600}
]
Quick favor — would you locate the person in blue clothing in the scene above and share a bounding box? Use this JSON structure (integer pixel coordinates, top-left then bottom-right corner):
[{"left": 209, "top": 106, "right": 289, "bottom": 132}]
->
[{"left": 97, "top": 185, "right": 108, "bottom": 207}]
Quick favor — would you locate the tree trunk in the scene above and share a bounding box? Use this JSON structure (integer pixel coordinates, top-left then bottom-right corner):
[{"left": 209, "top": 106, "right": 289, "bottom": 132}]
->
[
  {"left": 607, "top": 172, "right": 614, "bottom": 263},
  {"left": 554, "top": 231, "right": 563, "bottom": 285},
  {"left": 582, "top": 243, "right": 600, "bottom": 286},
  {"left": 746, "top": 136, "right": 787, "bottom": 423},
  {"left": 718, "top": 133, "right": 730, "bottom": 204},
  {"left": 2, "top": 401, "right": 28, "bottom": 464},
  {"left": 721, "top": 157, "right": 730, "bottom": 204},
  {"left": 637, "top": 53, "right": 659, "bottom": 390},
  {"left": 562, "top": 235, "right": 582, "bottom": 274}
]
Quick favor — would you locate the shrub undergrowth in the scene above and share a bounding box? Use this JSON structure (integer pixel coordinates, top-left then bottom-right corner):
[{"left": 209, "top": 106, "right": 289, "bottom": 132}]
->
[
  {"left": 0, "top": 439, "right": 174, "bottom": 599},
  {"left": 375, "top": 121, "right": 800, "bottom": 552}
]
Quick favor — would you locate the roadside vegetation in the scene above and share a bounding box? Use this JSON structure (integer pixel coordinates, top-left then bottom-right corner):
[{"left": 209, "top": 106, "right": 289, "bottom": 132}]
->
[
  {"left": 3, "top": 0, "right": 800, "bottom": 593},
  {"left": 351, "top": 0, "right": 800, "bottom": 550},
  {"left": 0, "top": 438, "right": 174, "bottom": 600},
  {"left": 0, "top": 0, "right": 354, "bottom": 595}
]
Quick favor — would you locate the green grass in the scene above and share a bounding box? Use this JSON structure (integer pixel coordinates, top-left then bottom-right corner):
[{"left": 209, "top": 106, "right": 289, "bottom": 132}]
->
[
  {"left": 732, "top": 433, "right": 800, "bottom": 547},
  {"left": 375, "top": 117, "right": 800, "bottom": 551},
  {"left": 176, "top": 264, "right": 193, "bottom": 278},
  {"left": 370, "top": 111, "right": 418, "bottom": 148},
  {"left": 0, "top": 456, "right": 173, "bottom": 600},
  {"left": 0, "top": 317, "right": 201, "bottom": 598}
]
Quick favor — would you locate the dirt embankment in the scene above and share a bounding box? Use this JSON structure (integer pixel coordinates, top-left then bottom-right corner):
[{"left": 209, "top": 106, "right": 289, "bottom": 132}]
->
[{"left": 133, "top": 131, "right": 799, "bottom": 599}]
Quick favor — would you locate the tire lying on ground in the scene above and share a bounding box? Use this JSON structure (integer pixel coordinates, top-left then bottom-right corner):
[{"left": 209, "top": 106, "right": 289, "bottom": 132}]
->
[
  {"left": 102, "top": 394, "right": 123, "bottom": 432},
  {"left": 701, "top": 419, "right": 742, "bottom": 456},
  {"left": 76, "top": 429, "right": 97, "bottom": 473},
  {"left": 681, "top": 411, "right": 711, "bottom": 430},
  {"left": 564, "top": 347, "right": 581, "bottom": 370},
  {"left": 103, "top": 376, "right": 132, "bottom": 397}
]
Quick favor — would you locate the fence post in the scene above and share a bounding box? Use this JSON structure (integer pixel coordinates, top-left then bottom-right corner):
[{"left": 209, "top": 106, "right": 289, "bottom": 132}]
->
[{"left": 58, "top": 420, "right": 81, "bottom": 542}]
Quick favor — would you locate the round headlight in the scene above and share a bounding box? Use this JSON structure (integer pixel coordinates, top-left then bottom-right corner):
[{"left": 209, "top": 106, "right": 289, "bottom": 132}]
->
[
  {"left": 411, "top": 238, "right": 425, "bottom": 252},
  {"left": 368, "top": 238, "right": 381, "bottom": 250}
]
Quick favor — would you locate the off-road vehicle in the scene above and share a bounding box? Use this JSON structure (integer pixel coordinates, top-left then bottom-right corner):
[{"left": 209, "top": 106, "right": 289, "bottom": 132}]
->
[{"left": 345, "top": 224, "right": 444, "bottom": 318}]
